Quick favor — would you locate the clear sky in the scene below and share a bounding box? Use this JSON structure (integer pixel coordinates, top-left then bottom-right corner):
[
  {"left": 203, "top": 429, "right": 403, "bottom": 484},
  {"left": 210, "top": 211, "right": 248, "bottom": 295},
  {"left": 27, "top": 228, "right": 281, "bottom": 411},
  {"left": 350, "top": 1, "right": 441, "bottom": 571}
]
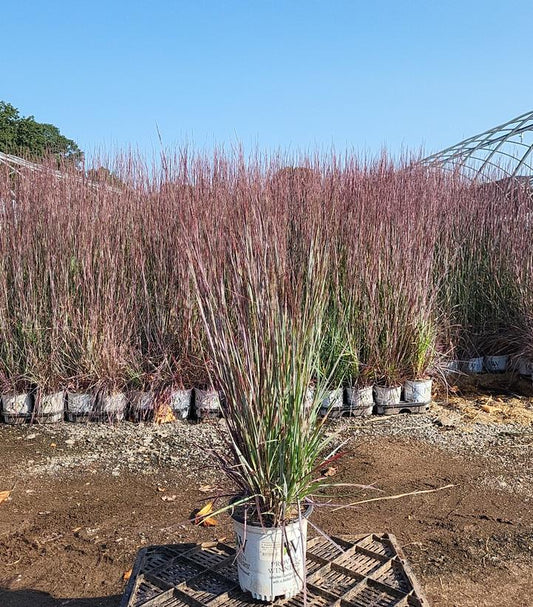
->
[{"left": 2, "top": 1, "right": 533, "bottom": 161}]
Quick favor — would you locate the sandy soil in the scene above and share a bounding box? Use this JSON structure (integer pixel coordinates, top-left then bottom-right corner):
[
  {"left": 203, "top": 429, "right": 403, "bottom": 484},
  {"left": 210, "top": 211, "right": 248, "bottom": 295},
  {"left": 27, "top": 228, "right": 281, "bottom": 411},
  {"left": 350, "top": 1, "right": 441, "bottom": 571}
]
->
[{"left": 0, "top": 373, "right": 532, "bottom": 606}]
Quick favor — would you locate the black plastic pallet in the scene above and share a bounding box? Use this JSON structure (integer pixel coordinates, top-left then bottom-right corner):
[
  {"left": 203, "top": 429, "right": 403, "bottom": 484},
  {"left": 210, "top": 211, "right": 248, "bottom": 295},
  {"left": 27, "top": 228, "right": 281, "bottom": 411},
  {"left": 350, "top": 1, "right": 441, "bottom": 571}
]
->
[{"left": 121, "top": 534, "right": 430, "bottom": 606}]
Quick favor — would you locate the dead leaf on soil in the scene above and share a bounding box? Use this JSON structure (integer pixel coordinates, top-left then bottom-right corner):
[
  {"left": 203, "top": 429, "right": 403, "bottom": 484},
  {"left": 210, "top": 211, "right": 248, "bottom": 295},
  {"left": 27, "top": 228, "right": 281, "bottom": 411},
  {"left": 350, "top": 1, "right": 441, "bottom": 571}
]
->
[
  {"left": 156, "top": 486, "right": 166, "bottom": 492},
  {"left": 194, "top": 501, "right": 218, "bottom": 526},
  {"left": 201, "top": 517, "right": 217, "bottom": 526},
  {"left": 0, "top": 490, "right": 11, "bottom": 505},
  {"left": 123, "top": 569, "right": 132, "bottom": 582},
  {"left": 161, "top": 494, "right": 177, "bottom": 502},
  {"left": 198, "top": 485, "right": 213, "bottom": 493},
  {"left": 323, "top": 466, "right": 337, "bottom": 477},
  {"left": 154, "top": 403, "right": 176, "bottom": 425}
]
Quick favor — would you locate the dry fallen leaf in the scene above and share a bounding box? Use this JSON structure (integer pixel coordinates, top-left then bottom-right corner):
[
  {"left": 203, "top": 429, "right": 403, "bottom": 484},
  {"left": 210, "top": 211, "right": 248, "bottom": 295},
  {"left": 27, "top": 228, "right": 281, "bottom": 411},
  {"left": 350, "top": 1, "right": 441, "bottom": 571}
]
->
[
  {"left": 201, "top": 517, "right": 217, "bottom": 527},
  {"left": 198, "top": 485, "right": 213, "bottom": 493},
  {"left": 0, "top": 490, "right": 11, "bottom": 505},
  {"left": 161, "top": 494, "right": 177, "bottom": 502},
  {"left": 156, "top": 486, "right": 166, "bottom": 493},
  {"left": 323, "top": 466, "right": 337, "bottom": 477},
  {"left": 123, "top": 569, "right": 132, "bottom": 582},
  {"left": 194, "top": 501, "right": 218, "bottom": 526},
  {"left": 196, "top": 502, "right": 214, "bottom": 517},
  {"left": 154, "top": 404, "right": 176, "bottom": 425}
]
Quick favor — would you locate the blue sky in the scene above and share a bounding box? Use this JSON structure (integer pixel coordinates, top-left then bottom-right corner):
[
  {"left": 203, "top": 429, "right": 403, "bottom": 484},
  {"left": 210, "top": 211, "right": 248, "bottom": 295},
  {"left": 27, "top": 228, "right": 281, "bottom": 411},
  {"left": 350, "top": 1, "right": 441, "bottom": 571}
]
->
[{"left": 2, "top": 1, "right": 533, "bottom": 161}]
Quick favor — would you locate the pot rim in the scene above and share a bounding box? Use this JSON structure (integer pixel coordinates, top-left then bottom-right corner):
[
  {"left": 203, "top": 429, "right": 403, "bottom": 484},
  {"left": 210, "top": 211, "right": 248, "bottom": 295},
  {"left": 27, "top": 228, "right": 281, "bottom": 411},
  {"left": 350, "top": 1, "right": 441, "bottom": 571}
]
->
[{"left": 230, "top": 499, "right": 313, "bottom": 527}]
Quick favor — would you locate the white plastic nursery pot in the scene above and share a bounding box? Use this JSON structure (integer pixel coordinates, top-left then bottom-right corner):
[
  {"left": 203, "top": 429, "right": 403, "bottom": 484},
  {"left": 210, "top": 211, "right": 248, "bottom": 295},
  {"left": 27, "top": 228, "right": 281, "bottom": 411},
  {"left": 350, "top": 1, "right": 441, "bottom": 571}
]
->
[
  {"left": 344, "top": 386, "right": 374, "bottom": 417},
  {"left": 461, "top": 357, "right": 484, "bottom": 374},
  {"left": 66, "top": 393, "right": 96, "bottom": 422},
  {"left": 303, "top": 386, "right": 315, "bottom": 411},
  {"left": 403, "top": 379, "right": 432, "bottom": 404},
  {"left": 232, "top": 504, "right": 312, "bottom": 601},
  {"left": 170, "top": 389, "right": 192, "bottom": 420},
  {"left": 445, "top": 360, "right": 461, "bottom": 374},
  {"left": 129, "top": 391, "right": 155, "bottom": 421},
  {"left": 373, "top": 385, "right": 401, "bottom": 407},
  {"left": 1, "top": 393, "right": 33, "bottom": 424},
  {"left": 35, "top": 391, "right": 65, "bottom": 423},
  {"left": 483, "top": 355, "right": 509, "bottom": 373},
  {"left": 99, "top": 392, "right": 127, "bottom": 421},
  {"left": 319, "top": 388, "right": 343, "bottom": 418},
  {"left": 517, "top": 357, "right": 533, "bottom": 377},
  {"left": 193, "top": 388, "right": 221, "bottom": 420}
]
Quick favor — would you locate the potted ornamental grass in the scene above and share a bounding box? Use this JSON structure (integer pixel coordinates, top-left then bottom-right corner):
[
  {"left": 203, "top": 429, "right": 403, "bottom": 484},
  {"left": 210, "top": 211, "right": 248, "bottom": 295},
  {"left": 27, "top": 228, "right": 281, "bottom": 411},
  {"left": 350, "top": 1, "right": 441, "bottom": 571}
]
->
[
  {"left": 0, "top": 373, "right": 34, "bottom": 424},
  {"left": 189, "top": 209, "right": 343, "bottom": 600},
  {"left": 404, "top": 319, "right": 437, "bottom": 404},
  {"left": 318, "top": 305, "right": 371, "bottom": 417},
  {"left": 318, "top": 307, "right": 350, "bottom": 418}
]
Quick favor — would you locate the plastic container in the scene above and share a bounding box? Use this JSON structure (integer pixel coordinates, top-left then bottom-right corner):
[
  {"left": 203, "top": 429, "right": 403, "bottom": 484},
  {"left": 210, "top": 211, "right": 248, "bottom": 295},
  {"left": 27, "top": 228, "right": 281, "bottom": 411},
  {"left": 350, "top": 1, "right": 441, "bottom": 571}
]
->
[
  {"left": 517, "top": 357, "right": 533, "bottom": 377},
  {"left": 484, "top": 355, "right": 509, "bottom": 373},
  {"left": 344, "top": 385, "right": 374, "bottom": 417},
  {"left": 98, "top": 392, "right": 127, "bottom": 422},
  {"left": 1, "top": 393, "right": 33, "bottom": 424},
  {"left": 373, "top": 385, "right": 401, "bottom": 407},
  {"left": 129, "top": 391, "right": 155, "bottom": 422},
  {"left": 445, "top": 360, "right": 461, "bottom": 374},
  {"left": 66, "top": 393, "right": 95, "bottom": 422},
  {"left": 461, "top": 357, "right": 484, "bottom": 374},
  {"left": 376, "top": 401, "right": 429, "bottom": 415},
  {"left": 232, "top": 504, "right": 312, "bottom": 601},
  {"left": 170, "top": 389, "right": 192, "bottom": 420},
  {"left": 34, "top": 391, "right": 65, "bottom": 423},
  {"left": 303, "top": 385, "right": 315, "bottom": 412},
  {"left": 193, "top": 388, "right": 221, "bottom": 420},
  {"left": 403, "top": 379, "right": 432, "bottom": 404},
  {"left": 319, "top": 388, "right": 344, "bottom": 418}
]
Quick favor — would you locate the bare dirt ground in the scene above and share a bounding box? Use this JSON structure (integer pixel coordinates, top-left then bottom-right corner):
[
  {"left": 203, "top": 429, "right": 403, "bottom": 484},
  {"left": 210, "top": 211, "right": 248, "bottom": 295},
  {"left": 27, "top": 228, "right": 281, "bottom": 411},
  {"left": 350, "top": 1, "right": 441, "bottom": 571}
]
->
[{"left": 0, "top": 372, "right": 532, "bottom": 607}]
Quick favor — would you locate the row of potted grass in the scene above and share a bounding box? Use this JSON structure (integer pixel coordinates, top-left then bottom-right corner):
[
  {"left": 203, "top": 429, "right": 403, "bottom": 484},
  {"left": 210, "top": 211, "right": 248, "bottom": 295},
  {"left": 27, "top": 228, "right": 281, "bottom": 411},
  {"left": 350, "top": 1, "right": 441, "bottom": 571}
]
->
[
  {"left": 5, "top": 353, "right": 531, "bottom": 425},
  {"left": 1, "top": 154, "right": 532, "bottom": 405},
  {"left": 0, "top": 388, "right": 215, "bottom": 424},
  {"left": 0, "top": 381, "right": 422, "bottom": 424}
]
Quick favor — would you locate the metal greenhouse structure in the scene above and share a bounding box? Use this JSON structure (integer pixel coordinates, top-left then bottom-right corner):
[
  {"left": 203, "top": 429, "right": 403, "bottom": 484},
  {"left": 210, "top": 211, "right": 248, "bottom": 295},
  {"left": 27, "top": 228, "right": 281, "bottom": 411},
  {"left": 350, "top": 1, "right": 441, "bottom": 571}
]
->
[{"left": 422, "top": 110, "right": 533, "bottom": 188}]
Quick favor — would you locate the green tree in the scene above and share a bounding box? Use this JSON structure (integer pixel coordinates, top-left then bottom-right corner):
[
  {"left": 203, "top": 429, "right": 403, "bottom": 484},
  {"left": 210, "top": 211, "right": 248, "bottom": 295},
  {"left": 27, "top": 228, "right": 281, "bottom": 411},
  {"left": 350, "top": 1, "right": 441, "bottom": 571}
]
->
[{"left": 0, "top": 101, "right": 83, "bottom": 164}]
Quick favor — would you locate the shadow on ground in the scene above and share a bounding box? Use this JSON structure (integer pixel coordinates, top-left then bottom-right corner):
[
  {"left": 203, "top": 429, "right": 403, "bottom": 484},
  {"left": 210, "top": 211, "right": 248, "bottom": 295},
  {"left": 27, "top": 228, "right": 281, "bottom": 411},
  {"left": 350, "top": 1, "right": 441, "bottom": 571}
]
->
[{"left": 0, "top": 588, "right": 121, "bottom": 607}]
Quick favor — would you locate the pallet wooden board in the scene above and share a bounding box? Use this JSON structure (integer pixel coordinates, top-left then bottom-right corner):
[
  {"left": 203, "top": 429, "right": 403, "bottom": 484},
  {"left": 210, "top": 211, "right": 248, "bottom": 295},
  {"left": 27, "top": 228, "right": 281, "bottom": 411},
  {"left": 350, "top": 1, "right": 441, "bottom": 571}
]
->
[{"left": 121, "top": 534, "right": 430, "bottom": 606}]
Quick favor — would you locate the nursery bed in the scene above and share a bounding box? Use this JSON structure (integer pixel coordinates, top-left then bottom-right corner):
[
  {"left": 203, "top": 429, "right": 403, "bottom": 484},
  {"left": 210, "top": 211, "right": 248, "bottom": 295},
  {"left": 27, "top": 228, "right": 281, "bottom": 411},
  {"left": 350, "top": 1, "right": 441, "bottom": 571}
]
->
[{"left": 0, "top": 398, "right": 532, "bottom": 607}]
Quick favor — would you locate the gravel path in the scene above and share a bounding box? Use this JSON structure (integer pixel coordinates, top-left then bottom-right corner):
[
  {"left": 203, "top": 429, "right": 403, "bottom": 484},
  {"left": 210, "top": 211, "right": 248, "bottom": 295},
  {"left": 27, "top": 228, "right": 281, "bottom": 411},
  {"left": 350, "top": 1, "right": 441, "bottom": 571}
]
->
[{"left": 3, "top": 402, "right": 531, "bottom": 497}]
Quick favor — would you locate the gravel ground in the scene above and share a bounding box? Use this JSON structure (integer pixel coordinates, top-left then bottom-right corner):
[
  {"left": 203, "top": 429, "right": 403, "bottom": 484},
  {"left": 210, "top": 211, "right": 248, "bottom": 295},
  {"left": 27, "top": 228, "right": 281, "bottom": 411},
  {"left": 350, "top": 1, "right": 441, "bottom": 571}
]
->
[
  {"left": 4, "top": 401, "right": 531, "bottom": 496},
  {"left": 1, "top": 396, "right": 532, "bottom": 607}
]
